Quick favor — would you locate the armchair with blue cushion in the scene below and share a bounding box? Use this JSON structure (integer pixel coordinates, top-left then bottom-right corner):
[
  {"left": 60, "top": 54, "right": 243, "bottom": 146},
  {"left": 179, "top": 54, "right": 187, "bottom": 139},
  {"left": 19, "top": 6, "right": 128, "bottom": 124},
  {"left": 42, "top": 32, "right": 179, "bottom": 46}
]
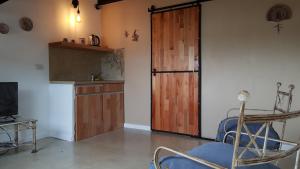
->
[
  {"left": 150, "top": 89, "right": 300, "bottom": 169},
  {"left": 216, "top": 82, "right": 294, "bottom": 150}
]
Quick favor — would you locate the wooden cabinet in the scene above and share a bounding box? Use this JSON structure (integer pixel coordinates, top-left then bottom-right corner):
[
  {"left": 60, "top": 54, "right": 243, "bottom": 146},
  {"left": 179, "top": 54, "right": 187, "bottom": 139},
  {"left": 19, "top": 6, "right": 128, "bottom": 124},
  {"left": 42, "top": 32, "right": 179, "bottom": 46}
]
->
[{"left": 75, "top": 83, "right": 124, "bottom": 141}]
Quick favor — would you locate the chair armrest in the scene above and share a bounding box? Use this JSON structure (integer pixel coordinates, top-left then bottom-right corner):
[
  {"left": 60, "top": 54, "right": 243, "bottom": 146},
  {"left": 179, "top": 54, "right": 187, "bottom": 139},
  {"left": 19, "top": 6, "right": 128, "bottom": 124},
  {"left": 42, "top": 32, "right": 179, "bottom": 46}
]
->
[
  {"left": 224, "top": 130, "right": 298, "bottom": 148},
  {"left": 153, "top": 146, "right": 227, "bottom": 169},
  {"left": 226, "top": 108, "right": 273, "bottom": 118}
]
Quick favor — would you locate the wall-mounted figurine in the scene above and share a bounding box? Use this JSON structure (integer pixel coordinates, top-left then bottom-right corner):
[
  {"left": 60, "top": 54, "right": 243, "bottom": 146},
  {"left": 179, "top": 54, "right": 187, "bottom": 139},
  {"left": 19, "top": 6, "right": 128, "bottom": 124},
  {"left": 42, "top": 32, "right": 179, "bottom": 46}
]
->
[
  {"left": 132, "top": 29, "right": 139, "bottom": 42},
  {"left": 267, "top": 4, "right": 292, "bottom": 33},
  {"left": 19, "top": 17, "right": 34, "bottom": 32},
  {"left": 124, "top": 30, "right": 129, "bottom": 38},
  {"left": 0, "top": 23, "right": 9, "bottom": 34}
]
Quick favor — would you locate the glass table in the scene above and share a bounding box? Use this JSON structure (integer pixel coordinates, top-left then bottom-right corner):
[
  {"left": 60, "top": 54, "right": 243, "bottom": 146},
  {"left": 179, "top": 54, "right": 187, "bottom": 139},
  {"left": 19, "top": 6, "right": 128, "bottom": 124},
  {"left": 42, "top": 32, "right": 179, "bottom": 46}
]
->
[{"left": 0, "top": 118, "right": 37, "bottom": 153}]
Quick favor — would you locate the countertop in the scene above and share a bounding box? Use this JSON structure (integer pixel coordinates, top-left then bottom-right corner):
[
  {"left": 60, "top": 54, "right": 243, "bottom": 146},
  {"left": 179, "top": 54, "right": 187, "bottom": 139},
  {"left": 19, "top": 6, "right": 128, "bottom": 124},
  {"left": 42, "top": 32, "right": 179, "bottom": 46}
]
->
[{"left": 50, "top": 80, "right": 124, "bottom": 85}]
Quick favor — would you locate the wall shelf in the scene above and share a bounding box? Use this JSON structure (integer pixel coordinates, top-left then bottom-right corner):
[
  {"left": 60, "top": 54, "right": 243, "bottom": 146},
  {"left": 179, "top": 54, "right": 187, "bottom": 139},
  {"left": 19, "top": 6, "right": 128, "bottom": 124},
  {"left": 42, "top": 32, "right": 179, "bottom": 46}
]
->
[{"left": 49, "top": 42, "right": 114, "bottom": 52}]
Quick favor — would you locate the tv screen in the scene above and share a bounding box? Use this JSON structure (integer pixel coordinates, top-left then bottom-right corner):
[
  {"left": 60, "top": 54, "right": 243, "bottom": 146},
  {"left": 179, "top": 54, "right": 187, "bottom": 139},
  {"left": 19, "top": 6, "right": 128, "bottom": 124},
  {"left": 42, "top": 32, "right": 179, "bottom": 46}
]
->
[{"left": 0, "top": 82, "right": 18, "bottom": 117}]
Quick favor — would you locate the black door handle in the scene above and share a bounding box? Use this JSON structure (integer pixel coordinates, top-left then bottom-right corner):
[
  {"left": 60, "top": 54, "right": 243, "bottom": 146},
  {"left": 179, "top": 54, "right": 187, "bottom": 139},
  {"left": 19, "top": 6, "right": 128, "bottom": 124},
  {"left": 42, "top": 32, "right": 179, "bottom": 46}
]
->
[{"left": 152, "top": 68, "right": 157, "bottom": 76}]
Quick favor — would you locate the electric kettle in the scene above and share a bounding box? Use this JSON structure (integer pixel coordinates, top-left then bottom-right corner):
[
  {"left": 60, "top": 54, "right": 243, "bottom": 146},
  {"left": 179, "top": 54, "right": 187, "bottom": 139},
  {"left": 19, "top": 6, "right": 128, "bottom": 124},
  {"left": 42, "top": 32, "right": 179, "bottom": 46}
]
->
[{"left": 89, "top": 34, "right": 100, "bottom": 46}]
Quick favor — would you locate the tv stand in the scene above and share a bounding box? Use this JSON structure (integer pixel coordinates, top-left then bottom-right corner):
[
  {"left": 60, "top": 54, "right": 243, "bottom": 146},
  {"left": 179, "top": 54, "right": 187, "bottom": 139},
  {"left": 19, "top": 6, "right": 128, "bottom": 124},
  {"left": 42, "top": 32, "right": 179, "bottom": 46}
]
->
[
  {"left": 5, "top": 115, "right": 16, "bottom": 120},
  {"left": 0, "top": 116, "right": 17, "bottom": 123},
  {"left": 0, "top": 118, "right": 37, "bottom": 153}
]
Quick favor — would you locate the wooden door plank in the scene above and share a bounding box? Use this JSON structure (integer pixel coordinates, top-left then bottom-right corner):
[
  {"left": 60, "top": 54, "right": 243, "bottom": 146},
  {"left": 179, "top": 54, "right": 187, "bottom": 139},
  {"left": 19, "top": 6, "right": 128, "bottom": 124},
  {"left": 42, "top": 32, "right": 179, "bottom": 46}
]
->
[
  {"left": 152, "top": 7, "right": 199, "bottom": 72},
  {"left": 152, "top": 73, "right": 199, "bottom": 135}
]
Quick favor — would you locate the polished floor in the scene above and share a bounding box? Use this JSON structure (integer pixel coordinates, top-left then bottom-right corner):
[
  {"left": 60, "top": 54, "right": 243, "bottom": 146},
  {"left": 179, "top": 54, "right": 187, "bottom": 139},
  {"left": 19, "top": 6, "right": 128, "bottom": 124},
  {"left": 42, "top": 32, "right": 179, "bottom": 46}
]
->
[
  {"left": 0, "top": 128, "right": 207, "bottom": 169},
  {"left": 0, "top": 128, "right": 295, "bottom": 169}
]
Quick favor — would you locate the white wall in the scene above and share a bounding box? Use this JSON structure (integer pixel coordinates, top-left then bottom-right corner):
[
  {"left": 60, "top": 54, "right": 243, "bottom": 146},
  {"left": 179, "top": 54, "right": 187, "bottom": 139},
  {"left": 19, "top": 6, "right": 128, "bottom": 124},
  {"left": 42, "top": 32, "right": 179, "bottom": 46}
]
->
[
  {"left": 102, "top": 0, "right": 300, "bottom": 140},
  {"left": 49, "top": 83, "right": 74, "bottom": 141},
  {"left": 0, "top": 0, "right": 101, "bottom": 139}
]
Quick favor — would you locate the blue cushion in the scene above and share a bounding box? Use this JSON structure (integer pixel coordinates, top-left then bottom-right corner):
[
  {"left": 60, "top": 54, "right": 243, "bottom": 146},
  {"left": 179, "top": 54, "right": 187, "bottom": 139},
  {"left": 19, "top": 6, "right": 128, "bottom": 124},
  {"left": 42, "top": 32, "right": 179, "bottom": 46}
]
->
[
  {"left": 149, "top": 142, "right": 280, "bottom": 169},
  {"left": 216, "top": 117, "right": 280, "bottom": 150}
]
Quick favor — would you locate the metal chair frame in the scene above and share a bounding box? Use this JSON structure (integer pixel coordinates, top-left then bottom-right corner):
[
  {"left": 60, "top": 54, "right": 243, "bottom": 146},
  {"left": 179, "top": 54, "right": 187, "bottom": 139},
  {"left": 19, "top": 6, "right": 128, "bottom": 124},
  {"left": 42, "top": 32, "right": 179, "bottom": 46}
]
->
[{"left": 225, "top": 82, "right": 295, "bottom": 141}]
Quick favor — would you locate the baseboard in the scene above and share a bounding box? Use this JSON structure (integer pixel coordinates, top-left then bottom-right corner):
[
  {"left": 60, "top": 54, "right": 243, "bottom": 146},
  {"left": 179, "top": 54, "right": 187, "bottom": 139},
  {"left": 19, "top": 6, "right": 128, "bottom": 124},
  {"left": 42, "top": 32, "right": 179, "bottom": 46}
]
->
[
  {"left": 48, "top": 131, "right": 74, "bottom": 142},
  {"left": 124, "top": 123, "right": 151, "bottom": 131}
]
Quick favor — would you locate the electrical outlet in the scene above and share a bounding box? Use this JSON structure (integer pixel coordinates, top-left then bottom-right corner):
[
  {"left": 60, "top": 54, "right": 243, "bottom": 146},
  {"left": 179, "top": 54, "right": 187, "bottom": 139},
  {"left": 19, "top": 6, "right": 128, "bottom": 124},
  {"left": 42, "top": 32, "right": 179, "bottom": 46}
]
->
[{"left": 35, "top": 64, "right": 44, "bottom": 70}]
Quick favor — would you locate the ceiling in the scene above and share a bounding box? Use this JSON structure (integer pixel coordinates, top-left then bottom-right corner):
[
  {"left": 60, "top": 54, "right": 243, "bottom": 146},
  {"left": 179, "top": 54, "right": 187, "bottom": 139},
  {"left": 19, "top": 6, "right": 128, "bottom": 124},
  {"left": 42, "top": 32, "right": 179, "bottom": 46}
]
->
[{"left": 0, "top": 0, "right": 8, "bottom": 5}]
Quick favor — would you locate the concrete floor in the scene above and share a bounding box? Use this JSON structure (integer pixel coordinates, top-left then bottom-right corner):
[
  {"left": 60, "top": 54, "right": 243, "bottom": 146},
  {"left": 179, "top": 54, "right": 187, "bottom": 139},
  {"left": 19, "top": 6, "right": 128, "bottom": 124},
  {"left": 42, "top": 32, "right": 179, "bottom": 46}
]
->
[
  {"left": 0, "top": 128, "right": 207, "bottom": 169},
  {"left": 0, "top": 128, "right": 295, "bottom": 169}
]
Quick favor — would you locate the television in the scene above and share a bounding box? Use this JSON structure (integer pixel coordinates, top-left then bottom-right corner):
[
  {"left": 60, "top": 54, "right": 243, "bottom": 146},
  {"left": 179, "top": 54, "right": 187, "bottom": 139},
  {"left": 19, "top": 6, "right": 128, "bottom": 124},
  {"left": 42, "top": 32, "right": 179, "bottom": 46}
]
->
[{"left": 0, "top": 82, "right": 18, "bottom": 118}]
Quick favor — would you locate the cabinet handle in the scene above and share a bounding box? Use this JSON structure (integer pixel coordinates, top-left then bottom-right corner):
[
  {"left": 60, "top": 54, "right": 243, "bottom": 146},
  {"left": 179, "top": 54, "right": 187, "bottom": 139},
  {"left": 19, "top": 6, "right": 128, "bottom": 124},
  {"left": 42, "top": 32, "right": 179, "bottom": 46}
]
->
[
  {"left": 76, "top": 93, "right": 103, "bottom": 96},
  {"left": 102, "top": 91, "right": 124, "bottom": 95}
]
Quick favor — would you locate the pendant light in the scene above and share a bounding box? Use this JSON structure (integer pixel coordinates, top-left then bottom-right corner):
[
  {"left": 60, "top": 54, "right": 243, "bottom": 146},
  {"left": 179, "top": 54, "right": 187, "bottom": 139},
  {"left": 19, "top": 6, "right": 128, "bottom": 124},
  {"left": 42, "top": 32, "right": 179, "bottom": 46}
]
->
[
  {"left": 76, "top": 6, "right": 81, "bottom": 23},
  {"left": 72, "top": 0, "right": 81, "bottom": 23}
]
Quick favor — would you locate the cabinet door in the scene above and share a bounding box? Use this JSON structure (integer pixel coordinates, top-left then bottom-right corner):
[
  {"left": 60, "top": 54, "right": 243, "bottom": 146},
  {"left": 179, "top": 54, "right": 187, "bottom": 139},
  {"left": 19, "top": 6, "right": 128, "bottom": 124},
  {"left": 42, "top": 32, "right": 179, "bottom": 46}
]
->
[
  {"left": 76, "top": 94, "right": 103, "bottom": 141},
  {"left": 102, "top": 92, "right": 124, "bottom": 132}
]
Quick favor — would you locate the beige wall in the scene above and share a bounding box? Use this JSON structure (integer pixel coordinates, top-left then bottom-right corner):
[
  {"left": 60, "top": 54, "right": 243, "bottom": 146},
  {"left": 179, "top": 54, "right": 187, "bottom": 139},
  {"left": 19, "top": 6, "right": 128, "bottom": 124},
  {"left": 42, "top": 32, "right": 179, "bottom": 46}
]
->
[
  {"left": 101, "top": 0, "right": 191, "bottom": 127},
  {"left": 102, "top": 0, "right": 300, "bottom": 140},
  {"left": 202, "top": 0, "right": 300, "bottom": 140},
  {"left": 0, "top": 0, "right": 101, "bottom": 139}
]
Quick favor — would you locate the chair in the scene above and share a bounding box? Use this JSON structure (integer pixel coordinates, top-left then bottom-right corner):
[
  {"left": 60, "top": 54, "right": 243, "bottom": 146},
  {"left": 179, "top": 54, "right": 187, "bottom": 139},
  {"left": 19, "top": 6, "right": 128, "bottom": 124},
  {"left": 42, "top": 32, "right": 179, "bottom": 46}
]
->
[
  {"left": 150, "top": 90, "right": 300, "bottom": 169},
  {"left": 216, "top": 82, "right": 295, "bottom": 150}
]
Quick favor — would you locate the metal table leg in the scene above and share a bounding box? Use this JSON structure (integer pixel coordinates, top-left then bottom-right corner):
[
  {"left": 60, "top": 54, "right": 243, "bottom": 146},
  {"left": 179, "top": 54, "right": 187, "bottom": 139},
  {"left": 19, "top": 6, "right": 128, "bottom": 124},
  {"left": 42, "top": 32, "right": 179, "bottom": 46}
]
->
[
  {"left": 31, "top": 121, "right": 37, "bottom": 153},
  {"left": 14, "top": 124, "right": 19, "bottom": 151}
]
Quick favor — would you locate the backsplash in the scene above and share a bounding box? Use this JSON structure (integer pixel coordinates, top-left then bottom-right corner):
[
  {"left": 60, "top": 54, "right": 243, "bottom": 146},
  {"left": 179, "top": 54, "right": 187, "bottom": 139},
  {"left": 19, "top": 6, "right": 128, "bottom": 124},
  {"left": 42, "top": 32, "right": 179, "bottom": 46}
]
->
[
  {"left": 101, "top": 48, "right": 125, "bottom": 80},
  {"left": 49, "top": 47, "right": 124, "bottom": 81}
]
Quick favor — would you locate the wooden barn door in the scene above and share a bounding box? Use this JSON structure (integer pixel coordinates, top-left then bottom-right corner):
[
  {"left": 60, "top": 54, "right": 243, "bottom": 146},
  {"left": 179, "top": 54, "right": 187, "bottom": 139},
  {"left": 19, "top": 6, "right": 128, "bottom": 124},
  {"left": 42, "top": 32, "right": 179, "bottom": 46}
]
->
[{"left": 151, "top": 6, "right": 200, "bottom": 136}]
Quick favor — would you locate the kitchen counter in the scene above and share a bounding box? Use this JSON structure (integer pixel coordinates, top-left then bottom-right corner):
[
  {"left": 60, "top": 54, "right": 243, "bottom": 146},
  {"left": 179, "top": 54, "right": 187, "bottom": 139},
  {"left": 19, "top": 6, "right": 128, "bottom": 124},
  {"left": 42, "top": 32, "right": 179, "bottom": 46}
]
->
[
  {"left": 49, "top": 80, "right": 125, "bottom": 142},
  {"left": 50, "top": 80, "right": 124, "bottom": 85},
  {"left": 75, "top": 80, "right": 124, "bottom": 85}
]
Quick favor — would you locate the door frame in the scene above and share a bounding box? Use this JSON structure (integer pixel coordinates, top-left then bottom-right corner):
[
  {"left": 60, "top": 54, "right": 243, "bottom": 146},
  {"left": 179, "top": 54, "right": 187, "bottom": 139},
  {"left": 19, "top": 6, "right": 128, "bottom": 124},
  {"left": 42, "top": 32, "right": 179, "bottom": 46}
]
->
[{"left": 150, "top": 4, "right": 203, "bottom": 138}]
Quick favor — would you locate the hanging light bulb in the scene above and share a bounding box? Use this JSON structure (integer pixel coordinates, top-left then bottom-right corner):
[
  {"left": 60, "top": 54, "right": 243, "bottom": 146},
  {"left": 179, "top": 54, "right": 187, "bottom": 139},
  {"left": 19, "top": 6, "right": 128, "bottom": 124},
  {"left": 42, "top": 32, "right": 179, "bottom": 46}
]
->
[{"left": 76, "top": 6, "right": 81, "bottom": 23}]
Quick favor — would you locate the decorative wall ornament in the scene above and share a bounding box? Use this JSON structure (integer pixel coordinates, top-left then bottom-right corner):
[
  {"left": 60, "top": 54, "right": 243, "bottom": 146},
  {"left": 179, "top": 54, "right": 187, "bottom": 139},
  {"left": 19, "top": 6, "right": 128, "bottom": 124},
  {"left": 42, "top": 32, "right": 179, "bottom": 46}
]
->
[
  {"left": 19, "top": 17, "right": 34, "bottom": 31},
  {"left": 124, "top": 30, "right": 129, "bottom": 38},
  {"left": 266, "top": 4, "right": 293, "bottom": 33},
  {"left": 124, "top": 30, "right": 140, "bottom": 41},
  {"left": 0, "top": 23, "right": 9, "bottom": 34},
  {"left": 132, "top": 29, "right": 139, "bottom": 42}
]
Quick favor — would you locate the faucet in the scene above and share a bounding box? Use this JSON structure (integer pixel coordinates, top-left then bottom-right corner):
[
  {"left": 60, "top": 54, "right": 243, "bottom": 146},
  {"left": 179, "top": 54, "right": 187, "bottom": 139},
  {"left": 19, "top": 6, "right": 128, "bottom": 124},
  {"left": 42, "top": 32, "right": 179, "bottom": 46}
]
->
[{"left": 91, "top": 73, "right": 95, "bottom": 81}]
